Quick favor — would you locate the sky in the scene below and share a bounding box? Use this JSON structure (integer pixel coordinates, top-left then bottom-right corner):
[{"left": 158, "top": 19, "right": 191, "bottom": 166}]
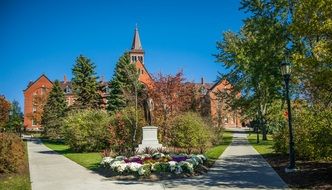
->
[{"left": 0, "top": 0, "right": 247, "bottom": 109}]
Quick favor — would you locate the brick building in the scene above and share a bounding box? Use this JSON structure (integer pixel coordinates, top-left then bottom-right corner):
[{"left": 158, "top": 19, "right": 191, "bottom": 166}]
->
[{"left": 23, "top": 27, "right": 240, "bottom": 130}]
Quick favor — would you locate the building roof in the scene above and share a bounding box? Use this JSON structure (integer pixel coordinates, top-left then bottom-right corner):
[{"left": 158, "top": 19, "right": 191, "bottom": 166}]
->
[
  {"left": 24, "top": 74, "right": 53, "bottom": 92},
  {"left": 131, "top": 25, "right": 143, "bottom": 51}
]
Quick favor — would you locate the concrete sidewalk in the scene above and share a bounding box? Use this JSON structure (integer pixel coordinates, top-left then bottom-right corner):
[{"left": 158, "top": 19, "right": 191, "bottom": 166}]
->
[
  {"left": 27, "top": 129, "right": 287, "bottom": 190},
  {"left": 27, "top": 139, "right": 164, "bottom": 190},
  {"left": 162, "top": 128, "right": 288, "bottom": 189}
]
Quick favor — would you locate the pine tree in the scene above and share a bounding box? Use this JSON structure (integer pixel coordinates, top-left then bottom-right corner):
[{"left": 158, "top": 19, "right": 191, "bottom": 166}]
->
[
  {"left": 41, "top": 80, "right": 68, "bottom": 139},
  {"left": 72, "top": 55, "right": 101, "bottom": 109},
  {"left": 107, "top": 52, "right": 141, "bottom": 112}
]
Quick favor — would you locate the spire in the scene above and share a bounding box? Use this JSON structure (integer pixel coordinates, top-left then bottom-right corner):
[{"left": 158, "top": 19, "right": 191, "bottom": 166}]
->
[{"left": 131, "top": 25, "right": 143, "bottom": 51}]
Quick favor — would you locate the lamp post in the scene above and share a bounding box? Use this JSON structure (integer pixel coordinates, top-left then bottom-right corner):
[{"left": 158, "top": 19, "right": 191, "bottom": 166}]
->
[{"left": 281, "top": 59, "right": 296, "bottom": 172}]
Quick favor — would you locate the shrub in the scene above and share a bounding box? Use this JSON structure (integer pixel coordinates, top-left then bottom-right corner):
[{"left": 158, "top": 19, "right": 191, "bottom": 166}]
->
[
  {"left": 170, "top": 112, "right": 212, "bottom": 153},
  {"left": 273, "top": 107, "right": 332, "bottom": 160},
  {"left": 0, "top": 133, "right": 26, "bottom": 174},
  {"left": 63, "top": 109, "right": 111, "bottom": 152},
  {"left": 108, "top": 106, "right": 145, "bottom": 156}
]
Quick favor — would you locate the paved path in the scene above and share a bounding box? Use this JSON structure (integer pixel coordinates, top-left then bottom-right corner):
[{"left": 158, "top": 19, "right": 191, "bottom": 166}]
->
[
  {"left": 27, "top": 128, "right": 287, "bottom": 190},
  {"left": 162, "top": 128, "right": 288, "bottom": 189},
  {"left": 28, "top": 139, "right": 164, "bottom": 190}
]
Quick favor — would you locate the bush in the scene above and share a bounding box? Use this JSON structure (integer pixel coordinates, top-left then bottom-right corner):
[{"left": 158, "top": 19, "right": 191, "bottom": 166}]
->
[
  {"left": 170, "top": 112, "right": 212, "bottom": 153},
  {"left": 63, "top": 109, "right": 111, "bottom": 152},
  {"left": 273, "top": 107, "right": 332, "bottom": 160},
  {"left": 0, "top": 133, "right": 26, "bottom": 174},
  {"left": 108, "top": 106, "right": 145, "bottom": 156}
]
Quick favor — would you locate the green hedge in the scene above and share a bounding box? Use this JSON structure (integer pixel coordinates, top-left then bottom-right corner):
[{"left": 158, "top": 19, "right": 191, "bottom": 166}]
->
[{"left": 63, "top": 109, "right": 111, "bottom": 152}]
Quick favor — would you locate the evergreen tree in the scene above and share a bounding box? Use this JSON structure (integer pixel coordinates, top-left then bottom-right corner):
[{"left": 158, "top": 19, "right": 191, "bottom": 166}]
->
[
  {"left": 107, "top": 52, "right": 142, "bottom": 112},
  {"left": 72, "top": 55, "right": 101, "bottom": 109},
  {"left": 41, "top": 80, "right": 67, "bottom": 139},
  {"left": 6, "top": 100, "right": 23, "bottom": 133}
]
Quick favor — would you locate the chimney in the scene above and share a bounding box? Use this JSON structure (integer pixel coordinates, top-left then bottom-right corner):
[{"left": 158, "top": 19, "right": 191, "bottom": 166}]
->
[
  {"left": 201, "top": 77, "right": 204, "bottom": 85},
  {"left": 64, "top": 75, "right": 67, "bottom": 83}
]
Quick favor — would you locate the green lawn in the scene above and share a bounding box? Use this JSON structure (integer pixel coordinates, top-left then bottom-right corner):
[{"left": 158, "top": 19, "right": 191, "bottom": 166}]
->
[
  {"left": 0, "top": 141, "right": 31, "bottom": 190},
  {"left": 247, "top": 131, "right": 275, "bottom": 156},
  {"left": 42, "top": 140, "right": 102, "bottom": 170},
  {"left": 205, "top": 131, "right": 233, "bottom": 161}
]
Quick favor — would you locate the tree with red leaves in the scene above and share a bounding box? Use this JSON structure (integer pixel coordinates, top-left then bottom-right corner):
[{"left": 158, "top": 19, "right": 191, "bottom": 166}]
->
[
  {"left": 148, "top": 71, "right": 196, "bottom": 145},
  {"left": 0, "top": 95, "right": 11, "bottom": 130}
]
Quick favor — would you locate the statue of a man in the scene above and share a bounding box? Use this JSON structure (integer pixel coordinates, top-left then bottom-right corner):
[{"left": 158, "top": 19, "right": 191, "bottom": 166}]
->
[{"left": 143, "top": 97, "right": 154, "bottom": 125}]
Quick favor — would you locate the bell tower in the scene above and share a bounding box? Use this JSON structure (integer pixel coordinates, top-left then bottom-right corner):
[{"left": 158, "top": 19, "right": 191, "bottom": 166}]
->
[{"left": 129, "top": 25, "right": 144, "bottom": 64}]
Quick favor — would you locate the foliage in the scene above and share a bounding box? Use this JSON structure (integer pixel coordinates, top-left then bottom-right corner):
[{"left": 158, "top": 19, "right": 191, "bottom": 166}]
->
[
  {"left": 149, "top": 71, "right": 196, "bottom": 145},
  {"left": 41, "top": 80, "right": 67, "bottom": 140},
  {"left": 63, "top": 109, "right": 111, "bottom": 152},
  {"left": 273, "top": 106, "right": 332, "bottom": 160},
  {"left": 0, "top": 95, "right": 11, "bottom": 130},
  {"left": 215, "top": 1, "right": 287, "bottom": 139},
  {"left": 170, "top": 112, "right": 212, "bottom": 153},
  {"left": 6, "top": 100, "right": 23, "bottom": 133},
  {"left": 290, "top": 0, "right": 332, "bottom": 108},
  {"left": 108, "top": 106, "right": 145, "bottom": 156},
  {"left": 0, "top": 133, "right": 25, "bottom": 174},
  {"left": 107, "top": 52, "right": 143, "bottom": 112},
  {"left": 72, "top": 55, "right": 101, "bottom": 109}
]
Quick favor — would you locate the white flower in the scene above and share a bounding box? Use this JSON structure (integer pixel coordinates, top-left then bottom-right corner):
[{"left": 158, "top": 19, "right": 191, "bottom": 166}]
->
[
  {"left": 100, "top": 157, "right": 113, "bottom": 167},
  {"left": 116, "top": 163, "right": 127, "bottom": 173},
  {"left": 128, "top": 162, "right": 142, "bottom": 172},
  {"left": 110, "top": 160, "right": 126, "bottom": 172},
  {"left": 168, "top": 161, "right": 177, "bottom": 172},
  {"left": 197, "top": 154, "right": 207, "bottom": 161},
  {"left": 138, "top": 166, "right": 146, "bottom": 175},
  {"left": 180, "top": 161, "right": 194, "bottom": 173}
]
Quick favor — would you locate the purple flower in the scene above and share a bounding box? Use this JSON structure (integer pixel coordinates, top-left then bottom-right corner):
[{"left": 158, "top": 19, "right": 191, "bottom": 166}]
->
[{"left": 172, "top": 156, "right": 188, "bottom": 162}]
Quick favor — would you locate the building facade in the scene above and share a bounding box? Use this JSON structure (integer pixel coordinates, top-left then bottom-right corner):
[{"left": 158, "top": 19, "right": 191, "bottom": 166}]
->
[{"left": 23, "top": 27, "right": 240, "bottom": 130}]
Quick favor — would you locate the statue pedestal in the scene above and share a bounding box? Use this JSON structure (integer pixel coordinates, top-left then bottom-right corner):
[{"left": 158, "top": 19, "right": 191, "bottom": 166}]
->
[{"left": 138, "top": 126, "right": 162, "bottom": 152}]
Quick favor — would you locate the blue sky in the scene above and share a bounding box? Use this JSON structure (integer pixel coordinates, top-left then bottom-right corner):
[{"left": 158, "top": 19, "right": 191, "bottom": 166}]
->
[{"left": 0, "top": 0, "right": 247, "bottom": 109}]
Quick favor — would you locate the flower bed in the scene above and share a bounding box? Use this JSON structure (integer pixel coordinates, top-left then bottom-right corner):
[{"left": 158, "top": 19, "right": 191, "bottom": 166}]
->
[{"left": 100, "top": 153, "right": 207, "bottom": 176}]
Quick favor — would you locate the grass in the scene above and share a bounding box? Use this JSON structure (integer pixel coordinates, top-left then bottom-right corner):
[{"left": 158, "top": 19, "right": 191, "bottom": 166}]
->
[
  {"left": 247, "top": 131, "right": 274, "bottom": 156},
  {"left": 0, "top": 141, "right": 31, "bottom": 190},
  {"left": 205, "top": 130, "right": 233, "bottom": 161},
  {"left": 42, "top": 140, "right": 102, "bottom": 170}
]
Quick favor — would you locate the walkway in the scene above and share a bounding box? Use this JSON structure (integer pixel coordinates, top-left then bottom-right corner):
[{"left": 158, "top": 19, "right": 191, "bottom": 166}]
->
[
  {"left": 27, "top": 128, "right": 287, "bottom": 190},
  {"left": 162, "top": 128, "right": 288, "bottom": 189},
  {"left": 28, "top": 139, "right": 164, "bottom": 190}
]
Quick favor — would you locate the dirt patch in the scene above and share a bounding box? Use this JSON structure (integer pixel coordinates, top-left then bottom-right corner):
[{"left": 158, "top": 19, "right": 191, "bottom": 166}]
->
[{"left": 263, "top": 154, "right": 332, "bottom": 189}]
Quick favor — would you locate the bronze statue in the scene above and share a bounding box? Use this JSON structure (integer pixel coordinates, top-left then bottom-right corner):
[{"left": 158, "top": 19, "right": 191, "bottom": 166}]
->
[{"left": 143, "top": 97, "right": 154, "bottom": 125}]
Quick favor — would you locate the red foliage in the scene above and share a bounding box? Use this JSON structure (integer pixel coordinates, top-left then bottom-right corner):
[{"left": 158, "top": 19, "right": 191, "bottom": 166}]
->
[
  {"left": 0, "top": 95, "right": 11, "bottom": 129},
  {"left": 148, "top": 71, "right": 196, "bottom": 144}
]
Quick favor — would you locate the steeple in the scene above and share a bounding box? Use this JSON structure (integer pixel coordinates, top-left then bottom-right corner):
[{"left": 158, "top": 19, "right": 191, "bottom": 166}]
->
[
  {"left": 131, "top": 25, "right": 143, "bottom": 51},
  {"left": 129, "top": 25, "right": 145, "bottom": 64}
]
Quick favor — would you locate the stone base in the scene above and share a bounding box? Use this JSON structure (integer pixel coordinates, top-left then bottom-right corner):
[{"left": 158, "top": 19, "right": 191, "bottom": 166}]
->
[{"left": 137, "top": 126, "right": 163, "bottom": 152}]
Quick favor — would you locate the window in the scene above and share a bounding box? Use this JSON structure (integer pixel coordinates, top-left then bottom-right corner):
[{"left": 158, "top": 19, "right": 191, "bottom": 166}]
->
[
  {"left": 41, "top": 87, "right": 46, "bottom": 95},
  {"left": 141, "top": 70, "right": 144, "bottom": 74},
  {"left": 65, "top": 86, "right": 71, "bottom": 94}
]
